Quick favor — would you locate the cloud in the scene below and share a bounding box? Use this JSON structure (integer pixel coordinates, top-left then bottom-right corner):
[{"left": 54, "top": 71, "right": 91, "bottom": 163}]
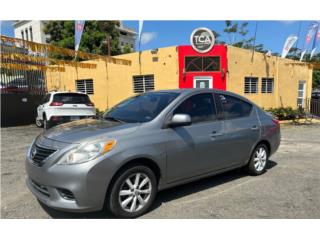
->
[
  {"left": 140, "top": 32, "right": 157, "bottom": 45},
  {"left": 280, "top": 21, "right": 297, "bottom": 26}
]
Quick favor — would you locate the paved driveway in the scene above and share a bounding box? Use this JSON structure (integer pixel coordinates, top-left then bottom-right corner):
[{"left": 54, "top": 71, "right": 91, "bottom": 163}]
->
[{"left": 1, "top": 123, "right": 320, "bottom": 218}]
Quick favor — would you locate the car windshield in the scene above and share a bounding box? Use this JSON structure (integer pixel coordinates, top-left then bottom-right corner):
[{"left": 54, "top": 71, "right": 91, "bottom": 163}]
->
[
  {"left": 104, "top": 92, "right": 179, "bottom": 123},
  {"left": 53, "top": 93, "right": 91, "bottom": 104}
]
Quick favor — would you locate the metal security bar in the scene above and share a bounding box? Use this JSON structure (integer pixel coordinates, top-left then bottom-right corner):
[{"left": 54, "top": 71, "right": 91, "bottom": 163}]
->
[
  {"left": 1, "top": 43, "right": 46, "bottom": 95},
  {"left": 185, "top": 56, "right": 220, "bottom": 72},
  {"left": 306, "top": 98, "right": 320, "bottom": 117},
  {"left": 76, "top": 79, "right": 94, "bottom": 94},
  {"left": 261, "top": 78, "right": 274, "bottom": 93},
  {"left": 133, "top": 75, "right": 154, "bottom": 93},
  {"left": 244, "top": 77, "right": 258, "bottom": 94}
]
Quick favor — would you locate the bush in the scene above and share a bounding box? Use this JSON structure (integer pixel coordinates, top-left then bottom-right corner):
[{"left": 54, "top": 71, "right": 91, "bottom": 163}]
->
[
  {"left": 266, "top": 107, "right": 299, "bottom": 120},
  {"left": 95, "top": 108, "right": 105, "bottom": 119}
]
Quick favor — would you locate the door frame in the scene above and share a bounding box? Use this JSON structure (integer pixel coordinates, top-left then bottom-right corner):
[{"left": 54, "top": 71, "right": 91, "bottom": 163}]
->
[{"left": 193, "top": 76, "right": 213, "bottom": 89}]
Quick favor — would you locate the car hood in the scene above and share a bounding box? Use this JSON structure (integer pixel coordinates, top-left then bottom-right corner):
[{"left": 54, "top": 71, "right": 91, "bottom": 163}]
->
[{"left": 42, "top": 118, "right": 140, "bottom": 144}]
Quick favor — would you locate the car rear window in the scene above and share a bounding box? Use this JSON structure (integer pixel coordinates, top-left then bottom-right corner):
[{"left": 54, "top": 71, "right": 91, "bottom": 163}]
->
[{"left": 53, "top": 93, "right": 91, "bottom": 104}]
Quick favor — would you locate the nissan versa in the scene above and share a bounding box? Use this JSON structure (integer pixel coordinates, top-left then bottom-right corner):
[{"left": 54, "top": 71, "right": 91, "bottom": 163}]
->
[{"left": 26, "top": 89, "right": 280, "bottom": 218}]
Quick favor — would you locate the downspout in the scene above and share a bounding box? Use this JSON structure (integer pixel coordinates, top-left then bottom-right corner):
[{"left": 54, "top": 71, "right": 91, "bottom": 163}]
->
[{"left": 276, "top": 57, "right": 280, "bottom": 108}]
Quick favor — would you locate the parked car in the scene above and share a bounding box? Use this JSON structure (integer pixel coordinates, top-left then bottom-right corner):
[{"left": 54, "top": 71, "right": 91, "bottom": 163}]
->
[
  {"left": 26, "top": 89, "right": 280, "bottom": 218},
  {"left": 311, "top": 90, "right": 320, "bottom": 100},
  {"left": 35, "top": 91, "right": 96, "bottom": 129}
]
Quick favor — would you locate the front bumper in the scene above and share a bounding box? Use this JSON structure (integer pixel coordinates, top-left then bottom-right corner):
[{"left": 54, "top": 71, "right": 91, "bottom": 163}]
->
[{"left": 25, "top": 150, "right": 117, "bottom": 213}]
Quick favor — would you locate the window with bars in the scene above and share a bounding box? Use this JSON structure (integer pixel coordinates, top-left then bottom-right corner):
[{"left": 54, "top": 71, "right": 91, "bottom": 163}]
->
[
  {"left": 185, "top": 56, "right": 220, "bottom": 72},
  {"left": 261, "top": 78, "right": 274, "bottom": 93},
  {"left": 297, "top": 81, "right": 306, "bottom": 106},
  {"left": 133, "top": 75, "right": 155, "bottom": 93},
  {"left": 29, "top": 27, "right": 33, "bottom": 42},
  {"left": 244, "top": 77, "right": 258, "bottom": 94},
  {"left": 75, "top": 79, "right": 94, "bottom": 94}
]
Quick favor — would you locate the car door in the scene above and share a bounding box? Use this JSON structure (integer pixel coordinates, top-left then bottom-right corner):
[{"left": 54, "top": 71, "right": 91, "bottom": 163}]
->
[
  {"left": 165, "top": 92, "right": 227, "bottom": 183},
  {"left": 215, "top": 93, "right": 261, "bottom": 166}
]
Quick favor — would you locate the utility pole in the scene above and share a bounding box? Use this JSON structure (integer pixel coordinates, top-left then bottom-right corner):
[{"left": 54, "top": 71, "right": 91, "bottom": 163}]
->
[
  {"left": 104, "top": 33, "right": 111, "bottom": 110},
  {"left": 106, "top": 34, "right": 111, "bottom": 56},
  {"left": 251, "top": 21, "right": 258, "bottom": 63}
]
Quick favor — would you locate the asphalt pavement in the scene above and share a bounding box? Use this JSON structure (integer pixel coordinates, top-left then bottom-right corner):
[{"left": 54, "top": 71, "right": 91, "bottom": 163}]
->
[{"left": 1, "top": 123, "right": 319, "bottom": 218}]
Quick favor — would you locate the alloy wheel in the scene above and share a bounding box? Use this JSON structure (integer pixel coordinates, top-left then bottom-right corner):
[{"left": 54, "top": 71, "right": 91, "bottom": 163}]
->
[
  {"left": 118, "top": 173, "right": 152, "bottom": 213},
  {"left": 36, "top": 119, "right": 42, "bottom": 127},
  {"left": 253, "top": 147, "right": 267, "bottom": 172}
]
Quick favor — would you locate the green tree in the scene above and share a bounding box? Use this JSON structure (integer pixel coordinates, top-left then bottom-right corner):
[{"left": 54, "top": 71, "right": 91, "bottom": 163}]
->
[
  {"left": 211, "top": 30, "right": 225, "bottom": 44},
  {"left": 313, "top": 69, "right": 320, "bottom": 89},
  {"left": 122, "top": 43, "right": 132, "bottom": 54},
  {"left": 44, "top": 21, "right": 121, "bottom": 59},
  {"left": 223, "top": 21, "right": 267, "bottom": 53}
]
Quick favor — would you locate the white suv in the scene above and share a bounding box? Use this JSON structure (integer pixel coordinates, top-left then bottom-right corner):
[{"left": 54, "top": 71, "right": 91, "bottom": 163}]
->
[{"left": 36, "top": 91, "right": 96, "bottom": 129}]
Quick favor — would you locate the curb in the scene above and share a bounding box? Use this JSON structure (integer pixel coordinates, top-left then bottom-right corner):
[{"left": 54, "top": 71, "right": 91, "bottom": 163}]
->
[{"left": 279, "top": 119, "right": 320, "bottom": 124}]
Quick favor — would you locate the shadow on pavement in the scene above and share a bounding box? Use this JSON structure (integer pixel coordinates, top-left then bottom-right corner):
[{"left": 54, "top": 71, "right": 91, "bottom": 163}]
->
[{"left": 40, "top": 160, "right": 277, "bottom": 219}]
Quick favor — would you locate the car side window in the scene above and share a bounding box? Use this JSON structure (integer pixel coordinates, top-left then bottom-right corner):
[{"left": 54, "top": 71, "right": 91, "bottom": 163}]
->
[
  {"left": 173, "top": 93, "right": 217, "bottom": 123},
  {"left": 218, "top": 94, "right": 252, "bottom": 119}
]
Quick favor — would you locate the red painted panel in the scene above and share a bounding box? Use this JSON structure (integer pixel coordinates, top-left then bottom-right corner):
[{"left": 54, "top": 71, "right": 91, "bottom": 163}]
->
[{"left": 178, "top": 45, "right": 227, "bottom": 90}]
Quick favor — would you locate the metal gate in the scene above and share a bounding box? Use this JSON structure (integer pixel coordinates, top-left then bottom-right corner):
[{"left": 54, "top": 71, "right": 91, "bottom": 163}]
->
[
  {"left": 306, "top": 98, "right": 320, "bottom": 117},
  {"left": 1, "top": 35, "right": 131, "bottom": 127},
  {"left": 1, "top": 43, "right": 46, "bottom": 127}
]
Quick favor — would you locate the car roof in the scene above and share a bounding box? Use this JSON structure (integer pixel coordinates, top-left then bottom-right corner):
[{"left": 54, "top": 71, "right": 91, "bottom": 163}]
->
[
  {"left": 150, "top": 88, "right": 257, "bottom": 106},
  {"left": 151, "top": 88, "right": 237, "bottom": 96}
]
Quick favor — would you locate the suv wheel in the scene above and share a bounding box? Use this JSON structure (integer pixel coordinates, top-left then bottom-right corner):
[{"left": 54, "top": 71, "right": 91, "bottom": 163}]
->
[
  {"left": 245, "top": 143, "right": 269, "bottom": 176},
  {"left": 43, "top": 116, "right": 51, "bottom": 130},
  {"left": 108, "top": 165, "right": 157, "bottom": 218}
]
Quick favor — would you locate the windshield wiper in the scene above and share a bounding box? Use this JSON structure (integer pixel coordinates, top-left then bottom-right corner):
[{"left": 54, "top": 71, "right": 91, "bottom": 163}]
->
[{"left": 104, "top": 116, "right": 126, "bottom": 123}]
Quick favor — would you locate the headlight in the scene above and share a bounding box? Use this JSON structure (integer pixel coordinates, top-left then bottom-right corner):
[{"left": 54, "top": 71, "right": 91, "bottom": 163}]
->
[
  {"left": 57, "top": 139, "right": 116, "bottom": 165},
  {"left": 27, "top": 139, "right": 36, "bottom": 158}
]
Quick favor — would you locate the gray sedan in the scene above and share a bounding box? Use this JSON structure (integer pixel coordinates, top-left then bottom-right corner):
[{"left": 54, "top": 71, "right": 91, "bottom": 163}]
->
[{"left": 25, "top": 89, "right": 280, "bottom": 218}]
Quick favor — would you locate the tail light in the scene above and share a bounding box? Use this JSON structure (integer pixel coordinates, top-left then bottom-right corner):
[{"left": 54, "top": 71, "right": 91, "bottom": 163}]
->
[
  {"left": 50, "top": 102, "right": 64, "bottom": 106},
  {"left": 272, "top": 118, "right": 280, "bottom": 126},
  {"left": 86, "top": 102, "right": 94, "bottom": 107}
]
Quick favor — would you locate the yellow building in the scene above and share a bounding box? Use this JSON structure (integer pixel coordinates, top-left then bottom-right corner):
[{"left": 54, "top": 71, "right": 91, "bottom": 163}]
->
[{"left": 46, "top": 45, "right": 313, "bottom": 111}]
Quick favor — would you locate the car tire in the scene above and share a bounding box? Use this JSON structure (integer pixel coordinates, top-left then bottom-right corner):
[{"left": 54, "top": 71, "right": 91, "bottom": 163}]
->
[
  {"left": 43, "top": 116, "right": 51, "bottom": 130},
  {"left": 245, "top": 143, "right": 269, "bottom": 176},
  {"left": 35, "top": 118, "right": 43, "bottom": 128},
  {"left": 107, "top": 165, "right": 157, "bottom": 218}
]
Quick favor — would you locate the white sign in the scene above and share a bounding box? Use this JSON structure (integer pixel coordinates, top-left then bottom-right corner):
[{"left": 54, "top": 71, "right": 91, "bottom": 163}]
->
[{"left": 190, "top": 28, "right": 215, "bottom": 53}]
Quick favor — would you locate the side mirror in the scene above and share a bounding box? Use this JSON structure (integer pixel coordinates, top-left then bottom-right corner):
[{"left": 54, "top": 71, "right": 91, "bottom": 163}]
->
[{"left": 169, "top": 114, "right": 192, "bottom": 127}]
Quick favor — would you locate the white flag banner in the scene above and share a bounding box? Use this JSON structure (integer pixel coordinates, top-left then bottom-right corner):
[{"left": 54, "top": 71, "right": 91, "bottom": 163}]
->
[
  {"left": 300, "top": 50, "right": 306, "bottom": 61},
  {"left": 281, "top": 34, "right": 298, "bottom": 58},
  {"left": 310, "top": 47, "right": 317, "bottom": 59},
  {"left": 138, "top": 20, "right": 144, "bottom": 49},
  {"left": 300, "top": 22, "right": 319, "bottom": 61},
  {"left": 310, "top": 25, "right": 320, "bottom": 60}
]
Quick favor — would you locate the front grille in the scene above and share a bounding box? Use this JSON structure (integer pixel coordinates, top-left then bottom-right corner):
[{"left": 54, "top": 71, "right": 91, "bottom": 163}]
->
[
  {"left": 31, "top": 144, "right": 57, "bottom": 167},
  {"left": 30, "top": 179, "right": 50, "bottom": 197}
]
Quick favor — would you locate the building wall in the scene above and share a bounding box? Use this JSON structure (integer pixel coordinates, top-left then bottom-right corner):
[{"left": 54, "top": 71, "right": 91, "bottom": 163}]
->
[
  {"left": 13, "top": 20, "right": 136, "bottom": 50},
  {"left": 14, "top": 21, "right": 46, "bottom": 43},
  {"left": 46, "top": 45, "right": 313, "bottom": 111},
  {"left": 178, "top": 45, "right": 227, "bottom": 90},
  {"left": 46, "top": 46, "right": 179, "bottom": 110},
  {"left": 227, "top": 46, "right": 313, "bottom": 109}
]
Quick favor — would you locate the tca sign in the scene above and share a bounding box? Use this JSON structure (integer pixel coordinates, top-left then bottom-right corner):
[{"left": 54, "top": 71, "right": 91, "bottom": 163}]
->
[{"left": 190, "top": 28, "right": 215, "bottom": 53}]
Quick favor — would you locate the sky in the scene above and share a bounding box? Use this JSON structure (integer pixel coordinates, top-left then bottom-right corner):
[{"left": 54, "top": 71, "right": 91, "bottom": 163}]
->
[{"left": 0, "top": 20, "right": 317, "bottom": 54}]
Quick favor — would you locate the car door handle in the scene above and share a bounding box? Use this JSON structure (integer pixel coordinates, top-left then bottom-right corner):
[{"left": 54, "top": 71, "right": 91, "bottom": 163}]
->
[
  {"left": 210, "top": 131, "right": 223, "bottom": 137},
  {"left": 251, "top": 125, "right": 259, "bottom": 130}
]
